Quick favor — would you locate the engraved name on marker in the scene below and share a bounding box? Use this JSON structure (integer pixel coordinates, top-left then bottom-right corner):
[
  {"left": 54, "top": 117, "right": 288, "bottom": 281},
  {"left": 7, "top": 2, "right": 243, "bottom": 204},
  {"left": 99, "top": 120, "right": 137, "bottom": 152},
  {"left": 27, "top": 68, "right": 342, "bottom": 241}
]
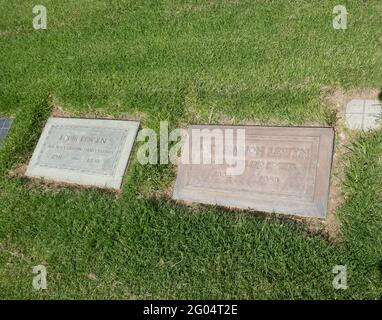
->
[
  {"left": 173, "top": 125, "right": 334, "bottom": 218},
  {"left": 26, "top": 118, "right": 140, "bottom": 189}
]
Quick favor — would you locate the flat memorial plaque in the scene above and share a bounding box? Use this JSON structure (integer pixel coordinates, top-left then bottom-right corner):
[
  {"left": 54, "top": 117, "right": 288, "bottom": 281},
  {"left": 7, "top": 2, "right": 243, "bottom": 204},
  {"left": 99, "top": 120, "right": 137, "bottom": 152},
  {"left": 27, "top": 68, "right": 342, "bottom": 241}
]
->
[
  {"left": 173, "top": 125, "right": 334, "bottom": 218},
  {"left": 345, "top": 99, "right": 382, "bottom": 130},
  {"left": 0, "top": 118, "right": 12, "bottom": 141},
  {"left": 26, "top": 118, "right": 140, "bottom": 189}
]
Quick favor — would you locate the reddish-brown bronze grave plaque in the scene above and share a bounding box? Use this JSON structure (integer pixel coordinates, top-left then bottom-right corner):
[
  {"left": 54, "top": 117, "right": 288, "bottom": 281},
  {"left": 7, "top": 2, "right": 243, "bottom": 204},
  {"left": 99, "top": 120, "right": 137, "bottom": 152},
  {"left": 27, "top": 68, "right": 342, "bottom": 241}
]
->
[{"left": 173, "top": 125, "right": 334, "bottom": 218}]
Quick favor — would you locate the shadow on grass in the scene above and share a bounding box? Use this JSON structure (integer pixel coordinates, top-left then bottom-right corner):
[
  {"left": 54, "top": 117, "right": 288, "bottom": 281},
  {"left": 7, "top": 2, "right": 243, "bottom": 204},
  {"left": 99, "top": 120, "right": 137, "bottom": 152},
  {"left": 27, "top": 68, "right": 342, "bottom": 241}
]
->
[
  {"left": 378, "top": 88, "right": 382, "bottom": 101},
  {"left": 151, "top": 195, "right": 330, "bottom": 240}
]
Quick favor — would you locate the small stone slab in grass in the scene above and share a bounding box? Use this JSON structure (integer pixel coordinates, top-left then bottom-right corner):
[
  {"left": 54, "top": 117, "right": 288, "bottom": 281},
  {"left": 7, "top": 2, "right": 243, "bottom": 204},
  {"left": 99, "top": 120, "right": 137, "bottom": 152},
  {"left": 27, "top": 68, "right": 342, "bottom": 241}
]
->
[
  {"left": 26, "top": 117, "right": 140, "bottom": 189},
  {"left": 345, "top": 99, "right": 382, "bottom": 130},
  {"left": 0, "top": 118, "right": 12, "bottom": 141},
  {"left": 173, "top": 125, "right": 334, "bottom": 218}
]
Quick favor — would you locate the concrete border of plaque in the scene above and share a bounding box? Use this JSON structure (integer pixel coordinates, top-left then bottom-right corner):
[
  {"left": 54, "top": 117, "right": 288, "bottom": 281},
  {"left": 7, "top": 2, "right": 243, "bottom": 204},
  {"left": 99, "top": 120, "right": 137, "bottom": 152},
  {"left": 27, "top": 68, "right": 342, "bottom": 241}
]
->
[
  {"left": 26, "top": 117, "right": 140, "bottom": 189},
  {"left": 173, "top": 125, "right": 334, "bottom": 218}
]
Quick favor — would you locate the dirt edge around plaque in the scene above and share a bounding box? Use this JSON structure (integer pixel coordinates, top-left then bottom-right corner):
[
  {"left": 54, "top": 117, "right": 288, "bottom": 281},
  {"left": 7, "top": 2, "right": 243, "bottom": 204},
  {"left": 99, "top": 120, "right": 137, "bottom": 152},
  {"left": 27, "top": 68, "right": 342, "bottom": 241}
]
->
[
  {"left": 141, "top": 126, "right": 339, "bottom": 240},
  {"left": 8, "top": 163, "right": 121, "bottom": 194},
  {"left": 134, "top": 115, "right": 352, "bottom": 240},
  {"left": 321, "top": 87, "right": 382, "bottom": 238},
  {"left": 156, "top": 117, "right": 374, "bottom": 241},
  {"left": 6, "top": 100, "right": 142, "bottom": 193},
  {"left": 169, "top": 197, "right": 337, "bottom": 239}
]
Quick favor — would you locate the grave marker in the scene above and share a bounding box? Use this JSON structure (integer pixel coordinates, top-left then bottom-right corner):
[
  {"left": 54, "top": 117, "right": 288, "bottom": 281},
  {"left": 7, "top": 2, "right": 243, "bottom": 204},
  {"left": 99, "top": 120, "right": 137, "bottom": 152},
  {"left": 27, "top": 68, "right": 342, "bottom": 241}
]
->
[
  {"left": 26, "top": 118, "right": 139, "bottom": 189},
  {"left": 345, "top": 99, "right": 382, "bottom": 130},
  {"left": 0, "top": 118, "right": 12, "bottom": 141},
  {"left": 173, "top": 125, "right": 334, "bottom": 218}
]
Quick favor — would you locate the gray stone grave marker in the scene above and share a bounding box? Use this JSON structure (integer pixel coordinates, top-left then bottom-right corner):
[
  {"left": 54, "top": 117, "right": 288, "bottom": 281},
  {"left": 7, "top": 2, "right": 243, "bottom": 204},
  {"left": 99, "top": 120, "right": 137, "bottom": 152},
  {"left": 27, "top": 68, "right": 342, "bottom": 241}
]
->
[
  {"left": 0, "top": 118, "right": 12, "bottom": 141},
  {"left": 173, "top": 125, "right": 334, "bottom": 218},
  {"left": 345, "top": 99, "right": 382, "bottom": 130},
  {"left": 26, "top": 118, "right": 139, "bottom": 189}
]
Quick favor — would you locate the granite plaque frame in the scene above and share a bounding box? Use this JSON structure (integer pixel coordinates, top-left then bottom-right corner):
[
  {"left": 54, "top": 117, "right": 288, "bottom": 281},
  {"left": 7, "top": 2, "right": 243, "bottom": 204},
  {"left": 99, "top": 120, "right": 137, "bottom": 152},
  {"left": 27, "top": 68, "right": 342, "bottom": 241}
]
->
[
  {"left": 173, "top": 125, "right": 334, "bottom": 218},
  {"left": 26, "top": 118, "right": 140, "bottom": 189}
]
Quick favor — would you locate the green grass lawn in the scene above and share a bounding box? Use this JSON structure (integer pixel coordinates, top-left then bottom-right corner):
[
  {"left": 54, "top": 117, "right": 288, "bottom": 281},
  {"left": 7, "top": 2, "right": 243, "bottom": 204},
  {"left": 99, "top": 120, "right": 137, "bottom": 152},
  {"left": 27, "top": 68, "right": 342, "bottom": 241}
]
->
[{"left": 0, "top": 0, "right": 381, "bottom": 299}]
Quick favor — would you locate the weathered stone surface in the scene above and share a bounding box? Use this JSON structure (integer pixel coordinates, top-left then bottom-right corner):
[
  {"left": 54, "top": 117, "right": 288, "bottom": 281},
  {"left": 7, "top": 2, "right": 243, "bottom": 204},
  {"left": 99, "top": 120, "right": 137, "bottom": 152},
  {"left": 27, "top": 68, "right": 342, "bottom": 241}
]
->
[
  {"left": 345, "top": 99, "right": 382, "bottom": 130},
  {"left": 0, "top": 118, "right": 12, "bottom": 141},
  {"left": 173, "top": 125, "right": 335, "bottom": 218},
  {"left": 26, "top": 118, "right": 139, "bottom": 189}
]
